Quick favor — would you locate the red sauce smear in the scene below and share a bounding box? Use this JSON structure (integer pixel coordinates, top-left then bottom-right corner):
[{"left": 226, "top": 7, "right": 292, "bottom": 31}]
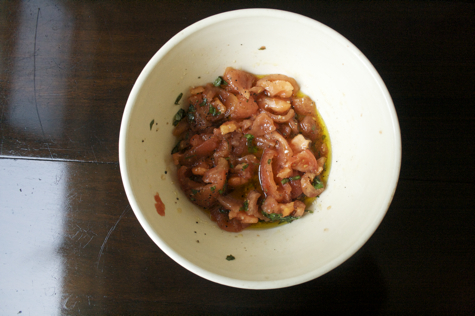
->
[{"left": 154, "top": 193, "right": 165, "bottom": 216}]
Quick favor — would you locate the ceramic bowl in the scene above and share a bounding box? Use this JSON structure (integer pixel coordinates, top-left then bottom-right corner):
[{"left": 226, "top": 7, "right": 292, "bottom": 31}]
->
[{"left": 119, "top": 9, "right": 401, "bottom": 289}]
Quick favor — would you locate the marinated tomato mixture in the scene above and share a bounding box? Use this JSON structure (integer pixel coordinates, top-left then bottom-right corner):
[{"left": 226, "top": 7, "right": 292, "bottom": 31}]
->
[{"left": 171, "top": 67, "right": 330, "bottom": 232}]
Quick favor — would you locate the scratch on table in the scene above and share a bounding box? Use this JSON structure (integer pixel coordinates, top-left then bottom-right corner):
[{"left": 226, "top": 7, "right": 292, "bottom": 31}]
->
[
  {"left": 45, "top": 143, "right": 53, "bottom": 159},
  {"left": 83, "top": 235, "right": 94, "bottom": 248},
  {"left": 73, "top": 124, "right": 87, "bottom": 131},
  {"left": 62, "top": 294, "right": 78, "bottom": 311},
  {"left": 94, "top": 134, "right": 103, "bottom": 143},
  {"left": 70, "top": 229, "right": 80, "bottom": 239},
  {"left": 91, "top": 145, "right": 98, "bottom": 163},
  {"left": 33, "top": 8, "right": 46, "bottom": 140},
  {"left": 96, "top": 206, "right": 129, "bottom": 269},
  {"left": 67, "top": 192, "right": 78, "bottom": 201}
]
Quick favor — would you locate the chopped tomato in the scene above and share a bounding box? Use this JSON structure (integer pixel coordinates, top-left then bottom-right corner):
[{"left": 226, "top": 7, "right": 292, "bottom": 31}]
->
[
  {"left": 223, "top": 67, "right": 256, "bottom": 99},
  {"left": 246, "top": 112, "right": 276, "bottom": 137},
  {"left": 171, "top": 68, "right": 330, "bottom": 232}
]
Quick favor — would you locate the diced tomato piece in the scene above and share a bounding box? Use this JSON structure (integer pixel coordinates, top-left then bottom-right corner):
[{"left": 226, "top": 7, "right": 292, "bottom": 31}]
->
[
  {"left": 299, "top": 115, "right": 319, "bottom": 140},
  {"left": 291, "top": 149, "right": 319, "bottom": 173},
  {"left": 301, "top": 172, "right": 324, "bottom": 198},
  {"left": 257, "top": 96, "right": 292, "bottom": 114},
  {"left": 223, "top": 67, "right": 256, "bottom": 99},
  {"left": 209, "top": 207, "right": 249, "bottom": 232},
  {"left": 291, "top": 96, "right": 316, "bottom": 116},
  {"left": 247, "top": 112, "right": 276, "bottom": 137},
  {"left": 224, "top": 93, "right": 259, "bottom": 119},
  {"left": 256, "top": 74, "right": 300, "bottom": 97}
]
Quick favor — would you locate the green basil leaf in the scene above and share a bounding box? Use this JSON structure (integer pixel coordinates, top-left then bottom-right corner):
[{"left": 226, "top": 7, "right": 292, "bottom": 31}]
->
[
  {"left": 173, "top": 108, "right": 186, "bottom": 126},
  {"left": 174, "top": 92, "right": 183, "bottom": 105}
]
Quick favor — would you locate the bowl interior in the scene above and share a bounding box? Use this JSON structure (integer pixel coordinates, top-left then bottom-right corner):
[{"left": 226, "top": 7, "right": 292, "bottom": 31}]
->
[{"left": 119, "top": 9, "right": 401, "bottom": 289}]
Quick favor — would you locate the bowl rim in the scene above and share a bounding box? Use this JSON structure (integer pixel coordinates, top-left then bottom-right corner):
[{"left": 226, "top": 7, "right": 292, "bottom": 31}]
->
[{"left": 119, "top": 8, "right": 402, "bottom": 289}]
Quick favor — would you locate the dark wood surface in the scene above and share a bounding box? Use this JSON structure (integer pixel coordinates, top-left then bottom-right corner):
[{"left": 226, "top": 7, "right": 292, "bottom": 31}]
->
[{"left": 1, "top": 1, "right": 473, "bottom": 314}]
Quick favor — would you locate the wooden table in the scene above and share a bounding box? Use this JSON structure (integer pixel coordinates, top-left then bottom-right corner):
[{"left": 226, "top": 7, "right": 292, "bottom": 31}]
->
[{"left": 1, "top": 1, "right": 473, "bottom": 314}]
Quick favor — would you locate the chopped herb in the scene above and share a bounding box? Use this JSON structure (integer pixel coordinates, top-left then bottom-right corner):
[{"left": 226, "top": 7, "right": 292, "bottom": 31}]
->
[
  {"left": 149, "top": 119, "right": 154, "bottom": 130},
  {"left": 262, "top": 212, "right": 300, "bottom": 223},
  {"left": 240, "top": 200, "right": 249, "bottom": 212},
  {"left": 209, "top": 104, "right": 220, "bottom": 116},
  {"left": 190, "top": 197, "right": 196, "bottom": 201},
  {"left": 219, "top": 208, "right": 229, "bottom": 214},
  {"left": 174, "top": 92, "right": 183, "bottom": 105},
  {"left": 210, "top": 186, "right": 216, "bottom": 192},
  {"left": 187, "top": 104, "right": 195, "bottom": 121},
  {"left": 213, "top": 77, "right": 222, "bottom": 87},
  {"left": 173, "top": 108, "right": 186, "bottom": 126},
  {"left": 200, "top": 97, "right": 207, "bottom": 107},
  {"left": 171, "top": 141, "right": 181, "bottom": 154},
  {"left": 242, "top": 164, "right": 249, "bottom": 170},
  {"left": 191, "top": 189, "right": 199, "bottom": 195},
  {"left": 267, "top": 159, "right": 271, "bottom": 164},
  {"left": 305, "top": 209, "right": 314, "bottom": 213},
  {"left": 281, "top": 175, "right": 301, "bottom": 185},
  {"left": 213, "top": 76, "right": 228, "bottom": 87},
  {"left": 218, "top": 181, "right": 228, "bottom": 195},
  {"left": 226, "top": 255, "right": 235, "bottom": 261},
  {"left": 313, "top": 177, "right": 324, "bottom": 190},
  {"left": 244, "top": 134, "right": 257, "bottom": 153},
  {"left": 244, "top": 134, "right": 254, "bottom": 141}
]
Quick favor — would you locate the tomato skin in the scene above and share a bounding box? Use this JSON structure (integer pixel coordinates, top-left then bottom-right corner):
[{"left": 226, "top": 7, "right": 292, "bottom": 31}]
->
[
  {"left": 259, "top": 148, "right": 290, "bottom": 202},
  {"left": 291, "top": 149, "right": 319, "bottom": 173}
]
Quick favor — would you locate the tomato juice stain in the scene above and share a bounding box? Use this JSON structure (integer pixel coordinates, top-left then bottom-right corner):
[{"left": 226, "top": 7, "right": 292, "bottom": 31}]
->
[{"left": 154, "top": 192, "right": 165, "bottom": 216}]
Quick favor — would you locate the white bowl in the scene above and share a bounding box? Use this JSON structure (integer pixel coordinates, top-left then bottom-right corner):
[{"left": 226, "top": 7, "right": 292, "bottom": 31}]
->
[{"left": 119, "top": 9, "right": 401, "bottom": 289}]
